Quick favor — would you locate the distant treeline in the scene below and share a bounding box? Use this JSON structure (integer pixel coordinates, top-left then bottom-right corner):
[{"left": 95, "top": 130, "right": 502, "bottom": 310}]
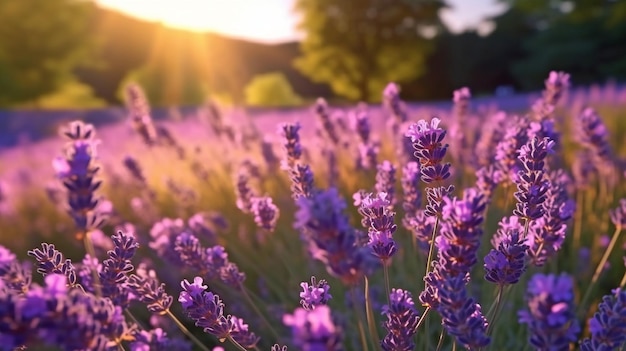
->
[{"left": 73, "top": 2, "right": 626, "bottom": 106}]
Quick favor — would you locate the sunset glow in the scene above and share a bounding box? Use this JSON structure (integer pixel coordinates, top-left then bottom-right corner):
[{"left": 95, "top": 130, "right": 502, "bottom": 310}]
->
[{"left": 96, "top": 0, "right": 302, "bottom": 43}]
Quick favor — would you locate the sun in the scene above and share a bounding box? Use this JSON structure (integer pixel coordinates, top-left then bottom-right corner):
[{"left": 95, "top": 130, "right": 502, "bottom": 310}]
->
[{"left": 96, "top": 0, "right": 300, "bottom": 43}]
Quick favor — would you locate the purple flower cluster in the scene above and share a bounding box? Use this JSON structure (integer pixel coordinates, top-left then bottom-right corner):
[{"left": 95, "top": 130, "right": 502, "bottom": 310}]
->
[
  {"left": 52, "top": 121, "right": 106, "bottom": 234},
  {"left": 99, "top": 230, "right": 139, "bottom": 308},
  {"left": 179, "top": 277, "right": 259, "bottom": 346},
  {"left": 381, "top": 289, "right": 420, "bottom": 351},
  {"left": 295, "top": 188, "right": 370, "bottom": 285},
  {"left": 406, "top": 118, "right": 451, "bottom": 184},
  {"left": 314, "top": 98, "right": 340, "bottom": 145},
  {"left": 130, "top": 328, "right": 191, "bottom": 351},
  {"left": 124, "top": 83, "right": 158, "bottom": 146},
  {"left": 513, "top": 137, "right": 554, "bottom": 221},
  {"left": 27, "top": 243, "right": 78, "bottom": 288},
  {"left": 375, "top": 161, "right": 397, "bottom": 208},
  {"left": 128, "top": 267, "right": 174, "bottom": 314},
  {"left": 351, "top": 110, "right": 379, "bottom": 170},
  {"left": 235, "top": 167, "right": 256, "bottom": 213},
  {"left": 174, "top": 232, "right": 245, "bottom": 288},
  {"left": 283, "top": 305, "right": 342, "bottom": 351},
  {"left": 358, "top": 192, "right": 398, "bottom": 260},
  {"left": 526, "top": 170, "right": 575, "bottom": 266},
  {"left": 1, "top": 274, "right": 132, "bottom": 350},
  {"left": 518, "top": 273, "right": 579, "bottom": 350},
  {"left": 484, "top": 230, "right": 528, "bottom": 285},
  {"left": 495, "top": 116, "right": 530, "bottom": 183},
  {"left": 279, "top": 122, "right": 315, "bottom": 199},
  {"left": 250, "top": 196, "right": 280, "bottom": 232},
  {"left": 580, "top": 288, "right": 626, "bottom": 350},
  {"left": 299, "top": 276, "right": 332, "bottom": 310},
  {"left": 610, "top": 198, "right": 626, "bottom": 229}
]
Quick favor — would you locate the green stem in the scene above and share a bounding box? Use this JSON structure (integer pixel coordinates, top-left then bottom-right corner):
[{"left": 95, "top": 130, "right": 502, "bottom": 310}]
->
[
  {"left": 165, "top": 309, "right": 211, "bottom": 351},
  {"left": 383, "top": 260, "right": 391, "bottom": 305},
  {"left": 364, "top": 277, "right": 381, "bottom": 346},
  {"left": 351, "top": 286, "right": 371, "bottom": 351},
  {"left": 425, "top": 217, "right": 440, "bottom": 277},
  {"left": 485, "top": 285, "right": 504, "bottom": 338},
  {"left": 435, "top": 328, "right": 446, "bottom": 351},
  {"left": 572, "top": 190, "right": 584, "bottom": 258},
  {"left": 579, "top": 226, "right": 622, "bottom": 315},
  {"left": 227, "top": 335, "right": 249, "bottom": 351},
  {"left": 240, "top": 285, "right": 280, "bottom": 341}
]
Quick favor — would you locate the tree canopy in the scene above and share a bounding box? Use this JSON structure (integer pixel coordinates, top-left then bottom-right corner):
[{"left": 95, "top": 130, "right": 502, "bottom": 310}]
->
[
  {"left": 293, "top": 0, "right": 445, "bottom": 102},
  {"left": 0, "top": 0, "right": 95, "bottom": 106}
]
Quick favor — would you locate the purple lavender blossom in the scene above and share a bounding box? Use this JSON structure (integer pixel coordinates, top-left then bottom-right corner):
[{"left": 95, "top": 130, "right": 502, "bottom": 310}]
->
[
  {"left": 300, "top": 276, "right": 332, "bottom": 310},
  {"left": 381, "top": 289, "right": 420, "bottom": 351},
  {"left": 235, "top": 168, "right": 256, "bottom": 214},
  {"left": 99, "top": 231, "right": 139, "bottom": 308},
  {"left": 484, "top": 230, "right": 528, "bottom": 285},
  {"left": 129, "top": 269, "right": 173, "bottom": 314},
  {"left": 401, "top": 162, "right": 421, "bottom": 216},
  {"left": 123, "top": 155, "right": 147, "bottom": 185},
  {"left": 124, "top": 83, "right": 158, "bottom": 146},
  {"left": 219, "top": 262, "right": 246, "bottom": 288},
  {"left": 358, "top": 192, "right": 398, "bottom": 260},
  {"left": 495, "top": 116, "right": 530, "bottom": 183},
  {"left": 279, "top": 122, "right": 303, "bottom": 169},
  {"left": 250, "top": 196, "right": 280, "bottom": 232},
  {"left": 526, "top": 170, "right": 575, "bottom": 266},
  {"left": 295, "top": 188, "right": 370, "bottom": 285},
  {"left": 288, "top": 163, "right": 315, "bottom": 199},
  {"left": 437, "top": 188, "right": 487, "bottom": 276},
  {"left": 314, "top": 98, "right": 340, "bottom": 145},
  {"left": 518, "top": 273, "right": 579, "bottom": 350},
  {"left": 544, "top": 71, "right": 570, "bottom": 105},
  {"left": 230, "top": 316, "right": 260, "bottom": 348},
  {"left": 283, "top": 305, "right": 342, "bottom": 351},
  {"left": 383, "top": 83, "right": 408, "bottom": 124},
  {"left": 375, "top": 161, "right": 397, "bottom": 208},
  {"left": 405, "top": 118, "right": 451, "bottom": 184},
  {"left": 53, "top": 121, "right": 106, "bottom": 235},
  {"left": 513, "top": 137, "right": 554, "bottom": 221},
  {"left": 580, "top": 288, "right": 626, "bottom": 350},
  {"left": 27, "top": 243, "right": 78, "bottom": 287},
  {"left": 179, "top": 277, "right": 232, "bottom": 339},
  {"left": 149, "top": 218, "right": 185, "bottom": 263}
]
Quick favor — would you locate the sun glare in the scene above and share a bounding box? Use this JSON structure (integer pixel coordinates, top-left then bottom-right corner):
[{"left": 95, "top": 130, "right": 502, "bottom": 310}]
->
[{"left": 97, "top": 0, "right": 300, "bottom": 43}]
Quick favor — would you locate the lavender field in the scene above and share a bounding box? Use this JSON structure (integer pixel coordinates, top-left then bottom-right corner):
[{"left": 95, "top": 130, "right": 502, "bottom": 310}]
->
[{"left": 1, "top": 73, "right": 626, "bottom": 351}]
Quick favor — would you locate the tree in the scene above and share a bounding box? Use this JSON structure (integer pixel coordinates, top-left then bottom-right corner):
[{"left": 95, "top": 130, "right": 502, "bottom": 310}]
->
[
  {"left": 0, "top": 0, "right": 95, "bottom": 106},
  {"left": 244, "top": 72, "right": 303, "bottom": 107},
  {"left": 293, "top": 0, "right": 444, "bottom": 102}
]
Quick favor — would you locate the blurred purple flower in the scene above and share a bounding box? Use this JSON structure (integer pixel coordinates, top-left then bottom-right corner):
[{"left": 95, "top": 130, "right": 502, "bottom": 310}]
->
[
  {"left": 250, "top": 196, "right": 280, "bottom": 232},
  {"left": 300, "top": 276, "right": 332, "bottom": 310},
  {"left": 283, "top": 305, "right": 342, "bottom": 351},
  {"left": 518, "top": 273, "right": 579, "bottom": 350}
]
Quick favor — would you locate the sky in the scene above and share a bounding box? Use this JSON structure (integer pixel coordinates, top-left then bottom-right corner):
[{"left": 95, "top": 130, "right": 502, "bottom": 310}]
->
[{"left": 96, "top": 0, "right": 507, "bottom": 43}]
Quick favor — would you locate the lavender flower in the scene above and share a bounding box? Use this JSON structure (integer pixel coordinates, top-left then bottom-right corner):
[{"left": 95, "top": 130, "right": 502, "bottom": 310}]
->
[
  {"left": 495, "top": 116, "right": 530, "bottom": 183},
  {"left": 250, "top": 196, "right": 280, "bottom": 232},
  {"left": 544, "top": 71, "right": 570, "bottom": 106},
  {"left": 437, "top": 188, "right": 487, "bottom": 277},
  {"left": 295, "top": 188, "right": 369, "bottom": 285},
  {"left": 149, "top": 218, "right": 185, "bottom": 263},
  {"left": 580, "top": 288, "right": 626, "bottom": 350},
  {"left": 129, "top": 269, "right": 173, "bottom": 314},
  {"left": 53, "top": 121, "right": 106, "bottom": 235},
  {"left": 27, "top": 243, "right": 78, "bottom": 287},
  {"left": 123, "top": 155, "right": 147, "bottom": 185},
  {"left": 99, "top": 231, "right": 138, "bottom": 308},
  {"left": 518, "top": 273, "right": 579, "bottom": 350},
  {"left": 283, "top": 305, "right": 342, "bottom": 351},
  {"left": 300, "top": 276, "right": 332, "bottom": 310},
  {"left": 407, "top": 210, "right": 437, "bottom": 252},
  {"left": 358, "top": 192, "right": 398, "bottom": 260},
  {"left": 375, "top": 161, "right": 397, "bottom": 208},
  {"left": 405, "top": 118, "right": 451, "bottom": 184},
  {"left": 230, "top": 316, "right": 260, "bottom": 348},
  {"left": 314, "top": 98, "right": 340, "bottom": 145},
  {"left": 124, "top": 83, "right": 158, "bottom": 146},
  {"left": 235, "top": 168, "right": 256, "bottom": 214},
  {"left": 280, "top": 122, "right": 303, "bottom": 169},
  {"left": 484, "top": 230, "right": 528, "bottom": 285},
  {"left": 526, "top": 170, "right": 575, "bottom": 266},
  {"left": 179, "top": 277, "right": 232, "bottom": 339},
  {"left": 401, "top": 162, "right": 421, "bottom": 216},
  {"left": 381, "top": 289, "right": 420, "bottom": 351},
  {"left": 513, "top": 137, "right": 553, "bottom": 221},
  {"left": 576, "top": 107, "right": 614, "bottom": 169}
]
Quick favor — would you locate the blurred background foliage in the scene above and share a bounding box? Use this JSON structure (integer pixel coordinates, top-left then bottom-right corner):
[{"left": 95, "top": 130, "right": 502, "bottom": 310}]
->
[{"left": 0, "top": 0, "right": 625, "bottom": 108}]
